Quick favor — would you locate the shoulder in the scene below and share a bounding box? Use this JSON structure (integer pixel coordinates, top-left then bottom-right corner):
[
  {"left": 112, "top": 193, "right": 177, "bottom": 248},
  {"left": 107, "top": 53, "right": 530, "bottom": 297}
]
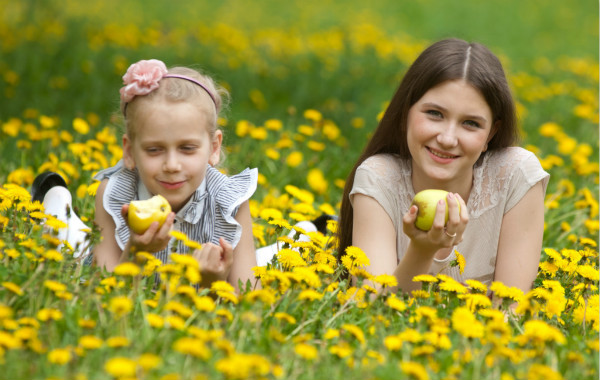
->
[
  {"left": 205, "top": 166, "right": 258, "bottom": 195},
  {"left": 485, "top": 146, "right": 537, "bottom": 165},
  {"left": 357, "top": 154, "right": 407, "bottom": 177},
  {"left": 482, "top": 147, "right": 547, "bottom": 183},
  {"left": 206, "top": 166, "right": 258, "bottom": 211}
]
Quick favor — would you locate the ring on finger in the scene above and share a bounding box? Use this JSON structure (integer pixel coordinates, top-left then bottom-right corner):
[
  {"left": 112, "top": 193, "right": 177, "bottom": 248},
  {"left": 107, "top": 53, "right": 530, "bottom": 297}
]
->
[{"left": 444, "top": 229, "right": 457, "bottom": 238}]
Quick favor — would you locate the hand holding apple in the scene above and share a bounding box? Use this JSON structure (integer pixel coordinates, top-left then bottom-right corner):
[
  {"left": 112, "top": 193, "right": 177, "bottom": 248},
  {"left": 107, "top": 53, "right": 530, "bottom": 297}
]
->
[
  {"left": 128, "top": 195, "right": 172, "bottom": 235},
  {"left": 411, "top": 189, "right": 461, "bottom": 231}
]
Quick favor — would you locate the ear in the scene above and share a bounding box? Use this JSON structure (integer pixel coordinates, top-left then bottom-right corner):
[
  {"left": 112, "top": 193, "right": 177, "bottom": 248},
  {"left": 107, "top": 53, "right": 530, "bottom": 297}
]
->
[
  {"left": 483, "top": 120, "right": 500, "bottom": 152},
  {"left": 122, "top": 134, "right": 136, "bottom": 170},
  {"left": 209, "top": 130, "right": 223, "bottom": 166}
]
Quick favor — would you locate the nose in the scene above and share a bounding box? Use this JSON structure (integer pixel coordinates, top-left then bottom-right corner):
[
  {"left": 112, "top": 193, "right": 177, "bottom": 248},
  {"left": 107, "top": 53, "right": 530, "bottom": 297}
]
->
[
  {"left": 436, "top": 123, "right": 458, "bottom": 148},
  {"left": 163, "top": 151, "right": 181, "bottom": 172}
]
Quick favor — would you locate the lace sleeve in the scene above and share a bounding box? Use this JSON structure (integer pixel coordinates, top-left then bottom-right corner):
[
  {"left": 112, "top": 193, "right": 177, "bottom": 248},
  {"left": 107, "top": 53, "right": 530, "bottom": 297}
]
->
[
  {"left": 504, "top": 149, "right": 550, "bottom": 212},
  {"left": 469, "top": 147, "right": 549, "bottom": 217}
]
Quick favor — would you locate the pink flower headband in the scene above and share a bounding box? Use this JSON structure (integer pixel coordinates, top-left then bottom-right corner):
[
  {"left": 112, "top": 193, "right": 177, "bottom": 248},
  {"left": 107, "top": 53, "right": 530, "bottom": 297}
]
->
[{"left": 119, "top": 59, "right": 217, "bottom": 115}]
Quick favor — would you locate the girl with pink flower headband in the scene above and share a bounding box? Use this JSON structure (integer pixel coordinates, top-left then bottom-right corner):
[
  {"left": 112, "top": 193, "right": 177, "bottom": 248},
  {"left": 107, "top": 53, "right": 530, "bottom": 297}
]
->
[{"left": 32, "top": 59, "right": 259, "bottom": 292}]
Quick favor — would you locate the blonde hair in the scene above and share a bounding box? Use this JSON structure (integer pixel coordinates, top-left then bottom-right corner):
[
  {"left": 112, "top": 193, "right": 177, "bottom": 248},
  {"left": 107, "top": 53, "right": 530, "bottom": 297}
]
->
[{"left": 122, "top": 66, "right": 229, "bottom": 141}]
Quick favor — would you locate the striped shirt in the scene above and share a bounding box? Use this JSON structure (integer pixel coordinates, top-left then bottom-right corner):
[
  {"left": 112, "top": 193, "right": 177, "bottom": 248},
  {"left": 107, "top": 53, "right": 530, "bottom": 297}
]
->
[{"left": 94, "top": 161, "right": 258, "bottom": 265}]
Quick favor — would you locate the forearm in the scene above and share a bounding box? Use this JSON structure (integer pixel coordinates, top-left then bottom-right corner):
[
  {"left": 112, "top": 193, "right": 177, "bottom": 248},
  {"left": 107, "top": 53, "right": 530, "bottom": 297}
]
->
[{"left": 393, "top": 242, "right": 437, "bottom": 293}]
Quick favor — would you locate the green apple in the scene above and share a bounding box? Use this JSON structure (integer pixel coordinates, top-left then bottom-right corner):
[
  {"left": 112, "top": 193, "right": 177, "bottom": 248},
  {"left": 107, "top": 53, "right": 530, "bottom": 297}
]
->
[
  {"left": 128, "top": 195, "right": 172, "bottom": 234},
  {"left": 411, "top": 189, "right": 460, "bottom": 231}
]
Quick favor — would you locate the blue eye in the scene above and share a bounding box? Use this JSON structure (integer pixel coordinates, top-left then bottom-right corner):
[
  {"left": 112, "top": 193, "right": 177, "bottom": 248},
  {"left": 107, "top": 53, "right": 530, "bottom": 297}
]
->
[
  {"left": 425, "top": 110, "right": 443, "bottom": 118},
  {"left": 464, "top": 120, "right": 481, "bottom": 128}
]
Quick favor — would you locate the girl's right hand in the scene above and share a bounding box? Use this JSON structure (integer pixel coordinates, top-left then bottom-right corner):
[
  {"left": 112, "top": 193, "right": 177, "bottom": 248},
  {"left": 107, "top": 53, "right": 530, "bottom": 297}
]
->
[
  {"left": 402, "top": 192, "right": 468, "bottom": 254},
  {"left": 121, "top": 204, "right": 175, "bottom": 253},
  {"left": 192, "top": 238, "right": 234, "bottom": 287}
]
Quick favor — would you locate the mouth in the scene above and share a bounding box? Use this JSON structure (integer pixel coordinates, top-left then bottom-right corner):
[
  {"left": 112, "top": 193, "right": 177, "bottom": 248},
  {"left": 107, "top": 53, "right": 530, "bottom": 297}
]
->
[
  {"left": 426, "top": 147, "right": 459, "bottom": 160},
  {"left": 159, "top": 180, "right": 186, "bottom": 190}
]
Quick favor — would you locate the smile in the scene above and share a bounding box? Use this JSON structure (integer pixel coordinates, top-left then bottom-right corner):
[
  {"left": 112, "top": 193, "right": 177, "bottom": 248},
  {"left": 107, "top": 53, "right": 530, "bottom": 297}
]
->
[{"left": 426, "top": 147, "right": 459, "bottom": 162}]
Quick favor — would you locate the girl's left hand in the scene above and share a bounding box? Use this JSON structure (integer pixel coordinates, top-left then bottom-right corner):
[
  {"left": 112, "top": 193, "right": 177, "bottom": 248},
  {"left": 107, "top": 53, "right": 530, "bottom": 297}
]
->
[{"left": 192, "top": 237, "right": 234, "bottom": 287}]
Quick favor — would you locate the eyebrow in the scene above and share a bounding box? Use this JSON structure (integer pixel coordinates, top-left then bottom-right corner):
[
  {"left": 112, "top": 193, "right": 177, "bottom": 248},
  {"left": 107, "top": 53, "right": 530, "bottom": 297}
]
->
[{"left": 422, "top": 102, "right": 489, "bottom": 124}]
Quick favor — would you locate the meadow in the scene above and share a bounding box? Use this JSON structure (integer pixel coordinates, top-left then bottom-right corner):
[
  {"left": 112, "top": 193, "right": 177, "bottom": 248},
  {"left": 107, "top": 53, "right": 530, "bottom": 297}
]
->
[{"left": 0, "top": 1, "right": 598, "bottom": 379}]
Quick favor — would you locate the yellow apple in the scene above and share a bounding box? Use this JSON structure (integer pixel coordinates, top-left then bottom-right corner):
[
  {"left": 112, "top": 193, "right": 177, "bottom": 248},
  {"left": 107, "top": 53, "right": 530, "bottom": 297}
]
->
[
  {"left": 411, "top": 189, "right": 461, "bottom": 231},
  {"left": 128, "top": 195, "right": 172, "bottom": 234}
]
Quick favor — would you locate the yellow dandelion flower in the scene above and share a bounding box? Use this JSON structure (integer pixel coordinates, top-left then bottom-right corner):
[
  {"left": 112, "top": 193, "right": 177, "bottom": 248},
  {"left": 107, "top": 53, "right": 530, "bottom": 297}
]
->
[
  {"left": 78, "top": 319, "right": 96, "bottom": 329},
  {"left": 386, "top": 295, "right": 407, "bottom": 312},
  {"left": 295, "top": 343, "right": 318, "bottom": 360},
  {"left": 307, "top": 140, "right": 326, "bottom": 151},
  {"left": 400, "top": 361, "right": 429, "bottom": 380},
  {"left": 454, "top": 250, "right": 466, "bottom": 274},
  {"left": 277, "top": 248, "right": 307, "bottom": 269},
  {"left": 72, "top": 117, "right": 90, "bottom": 134},
  {"left": 104, "top": 357, "right": 137, "bottom": 378},
  {"left": 298, "top": 289, "right": 323, "bottom": 301},
  {"left": 452, "top": 307, "right": 484, "bottom": 339},
  {"left": 211, "top": 281, "right": 235, "bottom": 294},
  {"left": 78, "top": 335, "right": 103, "bottom": 350},
  {"left": 172, "top": 337, "right": 211, "bottom": 359},
  {"left": 171, "top": 253, "right": 200, "bottom": 269},
  {"left": 303, "top": 109, "right": 322, "bottom": 122},
  {"left": 342, "top": 323, "right": 365, "bottom": 345},
  {"left": 329, "top": 342, "right": 353, "bottom": 358},
  {"left": 42, "top": 249, "right": 64, "bottom": 262},
  {"left": 164, "top": 301, "right": 193, "bottom": 318},
  {"left": 286, "top": 151, "right": 303, "bottom": 167},
  {"left": 576, "top": 264, "right": 599, "bottom": 281},
  {"left": 274, "top": 312, "right": 296, "bottom": 324},
  {"left": 412, "top": 274, "right": 438, "bottom": 283},
  {"left": 217, "top": 291, "right": 239, "bottom": 304},
  {"left": 113, "top": 262, "right": 141, "bottom": 277},
  {"left": 384, "top": 335, "right": 403, "bottom": 351},
  {"left": 374, "top": 274, "right": 398, "bottom": 288},
  {"left": 48, "top": 348, "right": 71, "bottom": 365},
  {"left": 106, "top": 336, "right": 130, "bottom": 348},
  {"left": 515, "top": 320, "right": 566, "bottom": 346},
  {"left": 2, "top": 282, "right": 24, "bottom": 296},
  {"left": 108, "top": 296, "right": 133, "bottom": 318},
  {"left": 37, "top": 308, "right": 63, "bottom": 322},
  {"left": 193, "top": 295, "right": 216, "bottom": 312},
  {"left": 145, "top": 313, "right": 164, "bottom": 328},
  {"left": 465, "top": 279, "right": 488, "bottom": 293},
  {"left": 264, "top": 119, "right": 283, "bottom": 131},
  {"left": 169, "top": 230, "right": 188, "bottom": 241},
  {"left": 324, "top": 329, "right": 340, "bottom": 340},
  {"left": 138, "top": 353, "right": 162, "bottom": 371}
]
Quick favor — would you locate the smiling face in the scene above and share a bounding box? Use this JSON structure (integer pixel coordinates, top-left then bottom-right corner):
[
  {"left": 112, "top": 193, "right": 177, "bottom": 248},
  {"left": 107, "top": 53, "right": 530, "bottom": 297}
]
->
[
  {"left": 123, "top": 99, "right": 222, "bottom": 212},
  {"left": 407, "top": 79, "right": 496, "bottom": 195}
]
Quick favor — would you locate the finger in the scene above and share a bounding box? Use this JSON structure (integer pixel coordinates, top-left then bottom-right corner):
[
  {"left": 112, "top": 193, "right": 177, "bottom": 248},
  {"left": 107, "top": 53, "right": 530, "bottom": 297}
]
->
[
  {"left": 402, "top": 205, "right": 419, "bottom": 235},
  {"left": 156, "top": 212, "right": 176, "bottom": 238},
  {"left": 445, "top": 193, "right": 460, "bottom": 231},
  {"left": 197, "top": 243, "right": 221, "bottom": 267},
  {"left": 456, "top": 193, "right": 469, "bottom": 224},
  {"left": 219, "top": 237, "right": 234, "bottom": 265},
  {"left": 431, "top": 199, "right": 448, "bottom": 231},
  {"left": 121, "top": 204, "right": 129, "bottom": 219}
]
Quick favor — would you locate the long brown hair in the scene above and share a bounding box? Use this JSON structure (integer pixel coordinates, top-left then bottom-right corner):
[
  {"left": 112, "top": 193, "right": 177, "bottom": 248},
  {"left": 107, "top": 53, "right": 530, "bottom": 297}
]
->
[{"left": 337, "top": 38, "right": 519, "bottom": 258}]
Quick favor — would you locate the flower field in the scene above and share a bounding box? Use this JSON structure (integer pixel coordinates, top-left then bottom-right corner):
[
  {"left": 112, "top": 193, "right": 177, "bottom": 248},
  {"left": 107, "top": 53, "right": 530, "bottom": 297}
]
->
[{"left": 0, "top": 1, "right": 598, "bottom": 379}]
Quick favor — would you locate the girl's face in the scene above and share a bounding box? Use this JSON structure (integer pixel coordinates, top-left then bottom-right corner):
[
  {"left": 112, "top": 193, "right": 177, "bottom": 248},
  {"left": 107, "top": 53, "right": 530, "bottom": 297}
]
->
[
  {"left": 407, "top": 79, "right": 496, "bottom": 194},
  {"left": 123, "top": 99, "right": 221, "bottom": 212}
]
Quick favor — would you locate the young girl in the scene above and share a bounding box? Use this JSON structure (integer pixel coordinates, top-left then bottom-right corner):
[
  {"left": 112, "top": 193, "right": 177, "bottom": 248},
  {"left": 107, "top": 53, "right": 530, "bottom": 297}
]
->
[
  {"left": 89, "top": 59, "right": 258, "bottom": 291},
  {"left": 338, "top": 38, "right": 549, "bottom": 294}
]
